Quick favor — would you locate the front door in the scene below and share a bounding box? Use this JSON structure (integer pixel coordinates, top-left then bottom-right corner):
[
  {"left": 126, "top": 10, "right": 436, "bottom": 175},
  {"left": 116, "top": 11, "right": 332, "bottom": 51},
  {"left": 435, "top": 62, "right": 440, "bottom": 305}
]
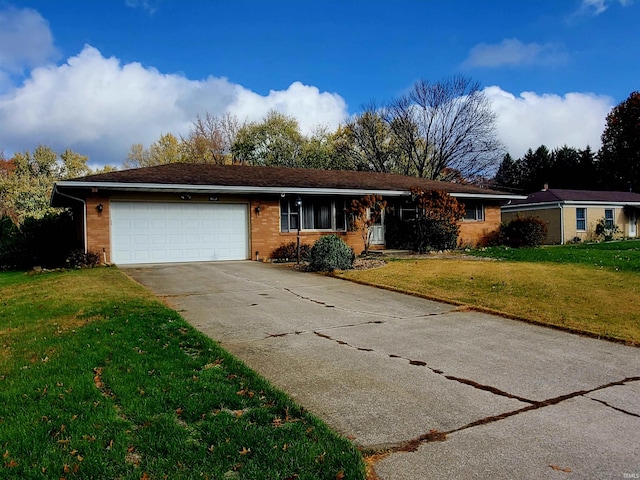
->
[
  {"left": 370, "top": 210, "right": 385, "bottom": 245},
  {"left": 630, "top": 211, "right": 637, "bottom": 237}
]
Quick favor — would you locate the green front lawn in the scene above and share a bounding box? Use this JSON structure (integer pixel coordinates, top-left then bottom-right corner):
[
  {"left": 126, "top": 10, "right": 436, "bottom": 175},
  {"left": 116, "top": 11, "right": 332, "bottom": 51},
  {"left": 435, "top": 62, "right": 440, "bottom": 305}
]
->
[
  {"left": 0, "top": 268, "right": 364, "bottom": 479},
  {"left": 468, "top": 239, "right": 640, "bottom": 273}
]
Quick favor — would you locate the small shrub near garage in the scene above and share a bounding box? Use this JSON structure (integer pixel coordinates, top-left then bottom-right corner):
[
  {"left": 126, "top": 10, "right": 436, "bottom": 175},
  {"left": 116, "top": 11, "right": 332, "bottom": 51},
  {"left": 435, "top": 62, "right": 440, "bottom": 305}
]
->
[
  {"left": 271, "top": 241, "right": 311, "bottom": 262},
  {"left": 308, "top": 235, "right": 354, "bottom": 272},
  {"left": 499, "top": 216, "right": 548, "bottom": 247}
]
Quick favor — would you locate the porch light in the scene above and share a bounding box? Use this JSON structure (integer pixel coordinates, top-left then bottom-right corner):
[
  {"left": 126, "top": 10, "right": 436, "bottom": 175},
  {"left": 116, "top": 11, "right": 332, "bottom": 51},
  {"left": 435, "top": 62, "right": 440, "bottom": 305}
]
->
[
  {"left": 254, "top": 205, "right": 261, "bottom": 215},
  {"left": 96, "top": 203, "right": 104, "bottom": 213}
]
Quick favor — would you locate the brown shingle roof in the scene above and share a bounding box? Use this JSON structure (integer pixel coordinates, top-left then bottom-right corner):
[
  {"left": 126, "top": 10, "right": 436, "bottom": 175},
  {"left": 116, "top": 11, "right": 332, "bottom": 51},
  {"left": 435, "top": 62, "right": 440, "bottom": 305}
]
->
[
  {"left": 511, "top": 189, "right": 640, "bottom": 205},
  {"left": 68, "top": 163, "right": 510, "bottom": 196}
]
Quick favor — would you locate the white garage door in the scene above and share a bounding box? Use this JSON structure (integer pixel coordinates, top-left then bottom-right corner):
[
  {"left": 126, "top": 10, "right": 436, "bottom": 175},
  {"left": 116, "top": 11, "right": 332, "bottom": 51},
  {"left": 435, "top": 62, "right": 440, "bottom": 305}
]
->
[{"left": 111, "top": 202, "right": 248, "bottom": 264}]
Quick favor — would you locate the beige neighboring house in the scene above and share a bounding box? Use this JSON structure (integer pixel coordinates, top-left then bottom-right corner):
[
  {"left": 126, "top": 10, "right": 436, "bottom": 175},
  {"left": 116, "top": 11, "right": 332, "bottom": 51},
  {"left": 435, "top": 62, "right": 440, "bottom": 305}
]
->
[{"left": 502, "top": 188, "right": 640, "bottom": 244}]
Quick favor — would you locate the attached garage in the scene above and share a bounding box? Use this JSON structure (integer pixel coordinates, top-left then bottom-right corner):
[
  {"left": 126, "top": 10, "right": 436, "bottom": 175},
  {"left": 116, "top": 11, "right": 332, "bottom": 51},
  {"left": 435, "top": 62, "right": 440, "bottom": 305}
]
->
[{"left": 110, "top": 202, "right": 249, "bottom": 264}]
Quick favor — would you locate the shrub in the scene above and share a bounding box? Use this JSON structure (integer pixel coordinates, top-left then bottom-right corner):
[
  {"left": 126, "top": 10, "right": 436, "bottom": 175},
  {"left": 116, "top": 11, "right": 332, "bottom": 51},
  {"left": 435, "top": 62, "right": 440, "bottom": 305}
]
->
[
  {"left": 500, "top": 216, "right": 548, "bottom": 248},
  {"left": 0, "top": 211, "right": 80, "bottom": 270},
  {"left": 271, "top": 241, "right": 311, "bottom": 262},
  {"left": 412, "top": 217, "right": 460, "bottom": 253},
  {"left": 595, "top": 217, "right": 620, "bottom": 241},
  {"left": 308, "top": 235, "right": 354, "bottom": 272},
  {"left": 66, "top": 249, "right": 102, "bottom": 268}
]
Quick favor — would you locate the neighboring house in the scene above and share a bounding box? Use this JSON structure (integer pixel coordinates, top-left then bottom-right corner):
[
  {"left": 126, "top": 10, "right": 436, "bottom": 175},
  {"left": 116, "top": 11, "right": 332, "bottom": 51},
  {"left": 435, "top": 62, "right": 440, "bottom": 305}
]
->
[
  {"left": 502, "top": 188, "right": 640, "bottom": 244},
  {"left": 50, "top": 163, "right": 523, "bottom": 265}
]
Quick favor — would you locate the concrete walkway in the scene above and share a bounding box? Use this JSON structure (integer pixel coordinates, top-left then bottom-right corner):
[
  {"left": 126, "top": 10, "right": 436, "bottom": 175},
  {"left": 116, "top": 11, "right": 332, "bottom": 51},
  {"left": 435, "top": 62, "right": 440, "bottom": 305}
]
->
[{"left": 123, "top": 261, "right": 640, "bottom": 479}]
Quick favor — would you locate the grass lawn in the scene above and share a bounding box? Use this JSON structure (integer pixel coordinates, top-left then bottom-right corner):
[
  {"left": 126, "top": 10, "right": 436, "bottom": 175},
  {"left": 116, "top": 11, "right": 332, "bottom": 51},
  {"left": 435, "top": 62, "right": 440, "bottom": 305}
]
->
[
  {"left": 0, "top": 267, "right": 365, "bottom": 480},
  {"left": 338, "top": 244, "right": 640, "bottom": 345},
  {"left": 468, "top": 239, "right": 640, "bottom": 273}
]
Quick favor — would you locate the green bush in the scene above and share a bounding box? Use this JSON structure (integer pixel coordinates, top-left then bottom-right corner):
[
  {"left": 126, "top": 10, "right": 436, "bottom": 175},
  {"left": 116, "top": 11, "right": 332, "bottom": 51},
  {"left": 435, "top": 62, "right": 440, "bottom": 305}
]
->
[
  {"left": 412, "top": 217, "right": 460, "bottom": 253},
  {"left": 271, "top": 241, "right": 311, "bottom": 262},
  {"left": 595, "top": 217, "right": 620, "bottom": 241},
  {"left": 385, "top": 215, "right": 460, "bottom": 252},
  {"left": 308, "top": 235, "right": 354, "bottom": 272},
  {"left": 0, "top": 211, "right": 81, "bottom": 270},
  {"left": 500, "top": 216, "right": 548, "bottom": 247}
]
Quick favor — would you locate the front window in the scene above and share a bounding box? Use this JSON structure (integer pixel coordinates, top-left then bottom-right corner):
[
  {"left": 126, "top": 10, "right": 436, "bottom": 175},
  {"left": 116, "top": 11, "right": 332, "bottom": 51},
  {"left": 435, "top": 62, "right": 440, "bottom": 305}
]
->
[
  {"left": 281, "top": 197, "right": 346, "bottom": 232},
  {"left": 576, "top": 208, "right": 586, "bottom": 231},
  {"left": 463, "top": 202, "right": 484, "bottom": 221},
  {"left": 605, "top": 209, "right": 614, "bottom": 229}
]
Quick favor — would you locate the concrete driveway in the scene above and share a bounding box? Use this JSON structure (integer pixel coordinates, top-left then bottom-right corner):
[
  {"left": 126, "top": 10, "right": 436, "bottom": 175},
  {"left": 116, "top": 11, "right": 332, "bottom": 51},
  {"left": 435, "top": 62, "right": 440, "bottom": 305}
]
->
[{"left": 123, "top": 261, "right": 640, "bottom": 479}]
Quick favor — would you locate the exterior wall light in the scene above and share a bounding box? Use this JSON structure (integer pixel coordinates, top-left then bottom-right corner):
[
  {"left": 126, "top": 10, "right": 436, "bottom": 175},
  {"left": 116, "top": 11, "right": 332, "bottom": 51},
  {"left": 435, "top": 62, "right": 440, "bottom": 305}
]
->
[
  {"left": 254, "top": 205, "right": 261, "bottom": 215},
  {"left": 180, "top": 194, "right": 192, "bottom": 201},
  {"left": 96, "top": 203, "right": 104, "bottom": 213}
]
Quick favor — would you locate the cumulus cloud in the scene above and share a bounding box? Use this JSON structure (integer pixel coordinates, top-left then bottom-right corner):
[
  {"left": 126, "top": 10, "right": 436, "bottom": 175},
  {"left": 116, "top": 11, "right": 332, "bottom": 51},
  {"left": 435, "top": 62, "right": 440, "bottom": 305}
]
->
[
  {"left": 463, "top": 39, "right": 568, "bottom": 68},
  {"left": 0, "top": 6, "right": 59, "bottom": 74},
  {"left": 484, "top": 86, "right": 613, "bottom": 157},
  {"left": 0, "top": 45, "right": 348, "bottom": 167}
]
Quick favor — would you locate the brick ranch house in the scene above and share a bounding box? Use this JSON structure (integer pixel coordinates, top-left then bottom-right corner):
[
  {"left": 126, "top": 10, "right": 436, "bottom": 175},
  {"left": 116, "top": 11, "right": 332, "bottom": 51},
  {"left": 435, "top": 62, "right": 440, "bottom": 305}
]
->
[{"left": 50, "top": 163, "right": 524, "bottom": 265}]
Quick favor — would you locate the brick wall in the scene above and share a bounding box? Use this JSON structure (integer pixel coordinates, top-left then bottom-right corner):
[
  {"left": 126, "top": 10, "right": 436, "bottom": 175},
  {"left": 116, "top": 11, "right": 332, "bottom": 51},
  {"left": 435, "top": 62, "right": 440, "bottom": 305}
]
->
[
  {"left": 85, "top": 196, "right": 111, "bottom": 263},
  {"left": 458, "top": 203, "right": 501, "bottom": 247},
  {"left": 249, "top": 198, "right": 363, "bottom": 260}
]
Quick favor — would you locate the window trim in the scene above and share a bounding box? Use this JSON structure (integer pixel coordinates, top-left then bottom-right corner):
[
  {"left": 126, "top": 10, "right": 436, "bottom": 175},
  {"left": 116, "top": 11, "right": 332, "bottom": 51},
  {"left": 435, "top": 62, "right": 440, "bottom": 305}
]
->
[
  {"left": 604, "top": 209, "right": 614, "bottom": 230},
  {"left": 463, "top": 202, "right": 484, "bottom": 222},
  {"left": 280, "top": 197, "right": 347, "bottom": 232},
  {"left": 576, "top": 207, "right": 586, "bottom": 232}
]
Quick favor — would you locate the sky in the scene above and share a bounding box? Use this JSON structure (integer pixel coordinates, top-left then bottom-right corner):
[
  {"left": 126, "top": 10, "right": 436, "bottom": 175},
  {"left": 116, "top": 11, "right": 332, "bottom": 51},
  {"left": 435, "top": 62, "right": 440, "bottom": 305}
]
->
[{"left": 0, "top": 0, "right": 638, "bottom": 169}]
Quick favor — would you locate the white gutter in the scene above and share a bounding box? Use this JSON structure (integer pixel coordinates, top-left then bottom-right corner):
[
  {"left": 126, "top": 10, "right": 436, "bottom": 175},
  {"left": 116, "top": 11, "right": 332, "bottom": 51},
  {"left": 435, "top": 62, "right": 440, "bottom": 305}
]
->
[
  {"left": 54, "top": 181, "right": 526, "bottom": 201},
  {"left": 51, "top": 185, "right": 87, "bottom": 253}
]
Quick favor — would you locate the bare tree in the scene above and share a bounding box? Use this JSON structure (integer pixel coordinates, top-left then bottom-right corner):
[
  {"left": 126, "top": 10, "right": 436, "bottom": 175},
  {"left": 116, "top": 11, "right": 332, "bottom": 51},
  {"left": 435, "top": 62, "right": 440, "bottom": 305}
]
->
[
  {"left": 181, "top": 112, "right": 241, "bottom": 164},
  {"left": 345, "top": 103, "right": 400, "bottom": 172},
  {"left": 387, "top": 76, "right": 504, "bottom": 180}
]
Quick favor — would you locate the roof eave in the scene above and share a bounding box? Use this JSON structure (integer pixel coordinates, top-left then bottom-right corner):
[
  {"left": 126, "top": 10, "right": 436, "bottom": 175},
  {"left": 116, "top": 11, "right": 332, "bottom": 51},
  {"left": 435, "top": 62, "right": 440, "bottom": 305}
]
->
[{"left": 53, "top": 181, "right": 524, "bottom": 200}]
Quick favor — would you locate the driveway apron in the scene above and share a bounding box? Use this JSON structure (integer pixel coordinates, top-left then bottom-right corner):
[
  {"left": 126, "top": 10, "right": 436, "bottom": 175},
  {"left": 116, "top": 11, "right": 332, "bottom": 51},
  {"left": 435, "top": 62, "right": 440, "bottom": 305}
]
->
[{"left": 123, "top": 261, "right": 640, "bottom": 479}]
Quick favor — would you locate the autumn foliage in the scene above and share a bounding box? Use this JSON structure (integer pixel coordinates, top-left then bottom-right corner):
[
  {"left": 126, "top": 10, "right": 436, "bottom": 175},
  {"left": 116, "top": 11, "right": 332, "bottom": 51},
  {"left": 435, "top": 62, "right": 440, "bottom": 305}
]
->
[{"left": 348, "top": 194, "right": 387, "bottom": 255}]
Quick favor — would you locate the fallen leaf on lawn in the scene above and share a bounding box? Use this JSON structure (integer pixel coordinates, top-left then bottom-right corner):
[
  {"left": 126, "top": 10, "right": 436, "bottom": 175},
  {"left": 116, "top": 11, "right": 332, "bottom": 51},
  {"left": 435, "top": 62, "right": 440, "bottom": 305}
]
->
[
  {"left": 140, "top": 473, "right": 150, "bottom": 480},
  {"left": 63, "top": 464, "right": 71, "bottom": 473},
  {"left": 70, "top": 450, "right": 78, "bottom": 456},
  {"left": 77, "top": 455, "right": 83, "bottom": 462},
  {"left": 549, "top": 465, "right": 572, "bottom": 473},
  {"left": 2, "top": 451, "right": 8, "bottom": 459},
  {"left": 175, "top": 408, "right": 183, "bottom": 416},
  {"left": 208, "top": 445, "right": 215, "bottom": 453},
  {"left": 239, "top": 447, "right": 251, "bottom": 455},
  {"left": 5, "top": 459, "right": 18, "bottom": 468},
  {"left": 335, "top": 470, "right": 345, "bottom": 479}
]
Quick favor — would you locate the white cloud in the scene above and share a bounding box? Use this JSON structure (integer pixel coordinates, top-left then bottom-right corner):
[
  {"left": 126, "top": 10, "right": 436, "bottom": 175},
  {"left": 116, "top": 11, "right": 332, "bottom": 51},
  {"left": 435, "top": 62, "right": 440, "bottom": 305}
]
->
[
  {"left": 576, "top": 0, "right": 632, "bottom": 16},
  {"left": 484, "top": 86, "right": 613, "bottom": 157},
  {"left": 463, "top": 39, "right": 567, "bottom": 68},
  {"left": 0, "top": 45, "right": 348, "bottom": 167},
  {"left": 0, "top": 6, "right": 59, "bottom": 74}
]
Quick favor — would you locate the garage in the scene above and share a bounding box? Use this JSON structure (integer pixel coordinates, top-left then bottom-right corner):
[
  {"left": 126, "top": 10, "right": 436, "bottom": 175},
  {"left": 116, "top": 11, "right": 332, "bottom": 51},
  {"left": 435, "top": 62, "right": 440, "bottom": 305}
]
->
[{"left": 110, "top": 202, "right": 248, "bottom": 264}]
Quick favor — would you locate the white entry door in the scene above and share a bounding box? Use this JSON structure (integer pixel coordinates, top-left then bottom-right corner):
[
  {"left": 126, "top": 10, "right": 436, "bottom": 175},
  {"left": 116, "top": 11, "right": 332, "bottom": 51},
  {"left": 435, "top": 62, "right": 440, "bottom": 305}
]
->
[
  {"left": 630, "top": 211, "right": 637, "bottom": 238},
  {"left": 370, "top": 210, "right": 385, "bottom": 245},
  {"left": 111, "top": 202, "right": 248, "bottom": 264}
]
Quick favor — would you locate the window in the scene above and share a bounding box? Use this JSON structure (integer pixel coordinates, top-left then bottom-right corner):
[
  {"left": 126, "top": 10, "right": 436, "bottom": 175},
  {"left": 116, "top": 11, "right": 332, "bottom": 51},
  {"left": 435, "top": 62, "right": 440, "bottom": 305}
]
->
[
  {"left": 576, "top": 208, "right": 586, "bottom": 231},
  {"left": 280, "top": 197, "right": 346, "bottom": 232},
  {"left": 605, "top": 209, "right": 614, "bottom": 229},
  {"left": 463, "top": 202, "right": 484, "bottom": 221}
]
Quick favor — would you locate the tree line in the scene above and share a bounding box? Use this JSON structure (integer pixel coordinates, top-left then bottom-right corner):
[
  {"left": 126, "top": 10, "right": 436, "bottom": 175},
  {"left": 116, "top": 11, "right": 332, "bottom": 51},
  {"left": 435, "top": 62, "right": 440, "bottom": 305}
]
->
[{"left": 494, "top": 91, "right": 640, "bottom": 193}]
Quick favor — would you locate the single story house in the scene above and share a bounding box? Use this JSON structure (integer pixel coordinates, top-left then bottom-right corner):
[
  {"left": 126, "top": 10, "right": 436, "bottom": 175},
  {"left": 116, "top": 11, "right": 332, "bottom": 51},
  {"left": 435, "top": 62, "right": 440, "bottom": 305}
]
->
[
  {"left": 50, "top": 163, "right": 524, "bottom": 265},
  {"left": 501, "top": 188, "right": 640, "bottom": 244}
]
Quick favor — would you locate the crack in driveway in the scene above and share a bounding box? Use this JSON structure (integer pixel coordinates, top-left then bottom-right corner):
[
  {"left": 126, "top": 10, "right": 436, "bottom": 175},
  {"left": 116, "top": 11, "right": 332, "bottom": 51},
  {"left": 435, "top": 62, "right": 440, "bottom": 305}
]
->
[
  {"left": 283, "top": 287, "right": 454, "bottom": 320},
  {"left": 311, "top": 329, "right": 640, "bottom": 451}
]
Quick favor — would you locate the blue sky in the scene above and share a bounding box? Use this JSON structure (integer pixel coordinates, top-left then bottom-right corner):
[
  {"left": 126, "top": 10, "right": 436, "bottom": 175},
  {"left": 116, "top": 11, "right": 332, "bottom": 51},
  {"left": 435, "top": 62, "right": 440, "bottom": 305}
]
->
[{"left": 0, "top": 0, "right": 638, "bottom": 168}]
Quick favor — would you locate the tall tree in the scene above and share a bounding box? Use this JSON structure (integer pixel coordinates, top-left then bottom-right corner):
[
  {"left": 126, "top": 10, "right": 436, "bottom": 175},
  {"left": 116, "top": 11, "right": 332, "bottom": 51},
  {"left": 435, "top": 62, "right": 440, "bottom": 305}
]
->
[
  {"left": 180, "top": 112, "right": 240, "bottom": 164},
  {"left": 386, "top": 76, "right": 504, "bottom": 180},
  {"left": 1, "top": 146, "right": 91, "bottom": 223},
  {"left": 124, "top": 133, "right": 183, "bottom": 169},
  {"left": 344, "top": 105, "right": 399, "bottom": 173},
  {"left": 598, "top": 91, "right": 640, "bottom": 191},
  {"left": 231, "top": 111, "right": 304, "bottom": 167}
]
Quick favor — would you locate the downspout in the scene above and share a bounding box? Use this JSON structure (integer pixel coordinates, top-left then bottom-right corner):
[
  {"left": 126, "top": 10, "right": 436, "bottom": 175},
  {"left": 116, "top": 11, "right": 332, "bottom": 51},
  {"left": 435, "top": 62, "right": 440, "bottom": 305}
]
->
[
  {"left": 559, "top": 203, "right": 565, "bottom": 244},
  {"left": 52, "top": 185, "right": 87, "bottom": 253}
]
